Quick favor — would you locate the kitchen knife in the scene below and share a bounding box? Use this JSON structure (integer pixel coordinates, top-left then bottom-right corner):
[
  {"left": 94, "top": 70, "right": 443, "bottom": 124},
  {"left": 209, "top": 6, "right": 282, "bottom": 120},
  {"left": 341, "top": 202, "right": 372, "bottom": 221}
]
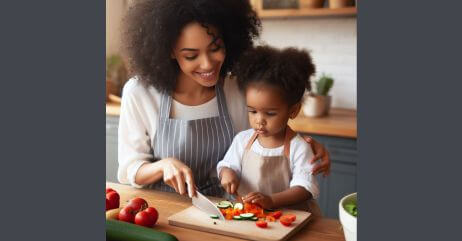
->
[{"left": 192, "top": 190, "right": 225, "bottom": 220}]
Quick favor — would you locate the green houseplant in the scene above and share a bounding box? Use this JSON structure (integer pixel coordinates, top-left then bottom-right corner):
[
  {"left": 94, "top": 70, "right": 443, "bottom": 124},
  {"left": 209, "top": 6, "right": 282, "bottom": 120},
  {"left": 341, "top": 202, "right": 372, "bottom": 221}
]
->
[
  {"left": 303, "top": 74, "right": 334, "bottom": 117},
  {"left": 106, "top": 54, "right": 128, "bottom": 101}
]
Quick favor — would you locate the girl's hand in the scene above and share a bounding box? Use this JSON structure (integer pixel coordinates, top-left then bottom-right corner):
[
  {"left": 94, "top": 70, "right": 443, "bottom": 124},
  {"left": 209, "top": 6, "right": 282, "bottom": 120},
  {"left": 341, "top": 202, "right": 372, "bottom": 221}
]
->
[
  {"left": 219, "top": 167, "right": 240, "bottom": 194},
  {"left": 161, "top": 158, "right": 196, "bottom": 198},
  {"left": 304, "top": 136, "right": 331, "bottom": 177},
  {"left": 243, "top": 192, "right": 274, "bottom": 209}
]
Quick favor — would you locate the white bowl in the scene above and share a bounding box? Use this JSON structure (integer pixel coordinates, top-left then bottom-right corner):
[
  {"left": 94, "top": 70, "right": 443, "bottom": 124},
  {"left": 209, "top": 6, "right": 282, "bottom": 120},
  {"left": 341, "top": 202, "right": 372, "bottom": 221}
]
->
[{"left": 339, "top": 192, "right": 357, "bottom": 241}]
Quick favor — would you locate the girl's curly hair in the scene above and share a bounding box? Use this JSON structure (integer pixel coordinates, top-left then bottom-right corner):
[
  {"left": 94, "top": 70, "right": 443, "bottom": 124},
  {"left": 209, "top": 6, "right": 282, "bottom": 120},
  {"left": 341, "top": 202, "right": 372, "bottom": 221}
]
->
[
  {"left": 233, "top": 45, "right": 316, "bottom": 106},
  {"left": 121, "top": 0, "right": 261, "bottom": 93}
]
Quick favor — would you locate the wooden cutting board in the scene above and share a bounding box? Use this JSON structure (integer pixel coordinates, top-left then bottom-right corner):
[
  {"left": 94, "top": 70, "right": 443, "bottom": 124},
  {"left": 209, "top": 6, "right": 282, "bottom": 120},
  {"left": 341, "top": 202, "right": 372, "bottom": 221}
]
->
[{"left": 168, "top": 205, "right": 312, "bottom": 241}]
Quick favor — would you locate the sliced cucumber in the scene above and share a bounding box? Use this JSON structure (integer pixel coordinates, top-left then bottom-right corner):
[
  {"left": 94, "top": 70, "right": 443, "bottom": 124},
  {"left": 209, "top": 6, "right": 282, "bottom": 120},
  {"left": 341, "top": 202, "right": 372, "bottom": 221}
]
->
[
  {"left": 217, "top": 203, "right": 231, "bottom": 209},
  {"left": 210, "top": 215, "right": 219, "bottom": 219},
  {"left": 250, "top": 217, "right": 258, "bottom": 221},
  {"left": 233, "top": 215, "right": 242, "bottom": 220},
  {"left": 233, "top": 203, "right": 243, "bottom": 210},
  {"left": 240, "top": 213, "right": 255, "bottom": 219},
  {"left": 218, "top": 201, "right": 233, "bottom": 208}
]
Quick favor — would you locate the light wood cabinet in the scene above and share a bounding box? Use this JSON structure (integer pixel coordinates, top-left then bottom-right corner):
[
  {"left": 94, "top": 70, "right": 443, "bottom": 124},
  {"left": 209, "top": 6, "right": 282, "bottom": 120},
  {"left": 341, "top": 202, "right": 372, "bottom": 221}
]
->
[{"left": 251, "top": 0, "right": 357, "bottom": 18}]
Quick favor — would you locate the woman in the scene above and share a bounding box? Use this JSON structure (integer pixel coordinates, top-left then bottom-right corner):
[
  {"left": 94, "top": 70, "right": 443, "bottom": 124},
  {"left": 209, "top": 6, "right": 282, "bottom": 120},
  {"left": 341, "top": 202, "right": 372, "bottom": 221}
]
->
[{"left": 117, "top": 0, "right": 331, "bottom": 198}]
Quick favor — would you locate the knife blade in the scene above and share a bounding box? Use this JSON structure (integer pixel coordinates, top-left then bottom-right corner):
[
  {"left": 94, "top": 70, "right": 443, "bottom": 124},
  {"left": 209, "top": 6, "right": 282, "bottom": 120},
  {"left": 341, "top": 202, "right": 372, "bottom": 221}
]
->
[{"left": 192, "top": 190, "right": 225, "bottom": 220}]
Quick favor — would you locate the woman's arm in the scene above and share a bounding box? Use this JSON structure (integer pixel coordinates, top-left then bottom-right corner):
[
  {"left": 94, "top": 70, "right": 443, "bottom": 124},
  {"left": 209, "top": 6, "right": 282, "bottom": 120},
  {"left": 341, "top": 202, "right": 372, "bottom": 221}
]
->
[
  {"left": 243, "top": 187, "right": 312, "bottom": 209},
  {"left": 303, "top": 136, "right": 331, "bottom": 177},
  {"left": 117, "top": 79, "right": 196, "bottom": 197},
  {"left": 135, "top": 158, "right": 196, "bottom": 198}
]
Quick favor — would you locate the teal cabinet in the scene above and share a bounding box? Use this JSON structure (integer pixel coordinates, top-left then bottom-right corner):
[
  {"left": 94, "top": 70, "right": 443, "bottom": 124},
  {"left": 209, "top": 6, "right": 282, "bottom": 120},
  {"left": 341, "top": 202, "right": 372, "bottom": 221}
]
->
[
  {"left": 308, "top": 134, "right": 357, "bottom": 218},
  {"left": 106, "top": 115, "right": 119, "bottom": 183}
]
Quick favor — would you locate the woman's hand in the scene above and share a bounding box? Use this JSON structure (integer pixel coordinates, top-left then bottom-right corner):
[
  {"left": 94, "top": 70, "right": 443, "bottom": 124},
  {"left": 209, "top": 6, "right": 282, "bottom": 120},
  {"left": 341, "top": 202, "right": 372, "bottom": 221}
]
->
[
  {"left": 243, "top": 192, "right": 274, "bottom": 210},
  {"left": 304, "top": 136, "right": 331, "bottom": 177},
  {"left": 161, "top": 158, "right": 196, "bottom": 198},
  {"left": 219, "top": 167, "right": 240, "bottom": 195}
]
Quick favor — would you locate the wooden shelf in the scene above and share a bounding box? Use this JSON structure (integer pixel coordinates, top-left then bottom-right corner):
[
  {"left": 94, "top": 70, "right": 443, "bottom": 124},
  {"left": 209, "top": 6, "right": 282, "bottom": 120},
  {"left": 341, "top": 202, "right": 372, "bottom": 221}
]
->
[{"left": 251, "top": 0, "right": 356, "bottom": 19}]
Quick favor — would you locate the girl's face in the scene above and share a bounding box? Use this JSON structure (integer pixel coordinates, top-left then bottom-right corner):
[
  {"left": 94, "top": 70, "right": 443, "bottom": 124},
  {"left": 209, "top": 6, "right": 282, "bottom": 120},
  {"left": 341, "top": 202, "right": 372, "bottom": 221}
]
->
[
  {"left": 172, "top": 22, "right": 225, "bottom": 88},
  {"left": 246, "top": 84, "right": 301, "bottom": 139}
]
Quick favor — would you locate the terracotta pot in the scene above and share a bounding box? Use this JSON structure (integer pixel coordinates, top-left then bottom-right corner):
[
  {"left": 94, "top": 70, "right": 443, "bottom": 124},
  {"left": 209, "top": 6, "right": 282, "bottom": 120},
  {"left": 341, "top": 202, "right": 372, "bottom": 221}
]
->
[
  {"left": 328, "top": 0, "right": 354, "bottom": 8},
  {"left": 299, "top": 0, "right": 325, "bottom": 8},
  {"left": 106, "top": 79, "right": 118, "bottom": 102},
  {"left": 303, "top": 94, "right": 332, "bottom": 117}
]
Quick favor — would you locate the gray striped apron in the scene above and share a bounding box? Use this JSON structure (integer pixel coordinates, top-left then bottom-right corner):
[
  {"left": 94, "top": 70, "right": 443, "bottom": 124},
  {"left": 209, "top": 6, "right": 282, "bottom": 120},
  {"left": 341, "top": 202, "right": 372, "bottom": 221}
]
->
[{"left": 148, "top": 82, "right": 235, "bottom": 197}]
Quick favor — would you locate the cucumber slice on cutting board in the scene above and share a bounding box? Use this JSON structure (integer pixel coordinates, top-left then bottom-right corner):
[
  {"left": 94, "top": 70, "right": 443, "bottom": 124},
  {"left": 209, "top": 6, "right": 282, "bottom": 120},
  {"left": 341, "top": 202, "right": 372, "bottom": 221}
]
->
[
  {"left": 217, "top": 200, "right": 234, "bottom": 209},
  {"left": 233, "top": 215, "right": 243, "bottom": 220},
  {"left": 250, "top": 216, "right": 258, "bottom": 221},
  {"left": 210, "top": 215, "right": 219, "bottom": 219},
  {"left": 233, "top": 203, "right": 243, "bottom": 210},
  {"left": 217, "top": 203, "right": 231, "bottom": 209},
  {"left": 219, "top": 201, "right": 233, "bottom": 207},
  {"left": 240, "top": 213, "right": 255, "bottom": 220}
]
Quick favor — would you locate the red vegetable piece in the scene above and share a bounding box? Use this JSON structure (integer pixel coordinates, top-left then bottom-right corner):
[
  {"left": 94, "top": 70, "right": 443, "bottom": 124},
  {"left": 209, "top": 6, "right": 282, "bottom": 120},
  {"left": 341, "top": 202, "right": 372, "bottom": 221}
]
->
[
  {"left": 256, "top": 220, "right": 268, "bottom": 228},
  {"left": 126, "top": 197, "right": 148, "bottom": 213},
  {"left": 135, "top": 210, "right": 156, "bottom": 227},
  {"left": 118, "top": 206, "right": 136, "bottom": 223},
  {"left": 145, "top": 207, "right": 159, "bottom": 226},
  {"left": 106, "top": 191, "right": 120, "bottom": 210},
  {"left": 285, "top": 214, "right": 296, "bottom": 222},
  {"left": 280, "top": 216, "right": 293, "bottom": 227},
  {"left": 270, "top": 210, "right": 282, "bottom": 219}
]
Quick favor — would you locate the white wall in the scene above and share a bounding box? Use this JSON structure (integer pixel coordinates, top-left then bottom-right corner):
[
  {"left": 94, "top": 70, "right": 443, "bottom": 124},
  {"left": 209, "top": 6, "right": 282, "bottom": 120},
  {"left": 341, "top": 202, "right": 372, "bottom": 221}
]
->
[
  {"left": 106, "top": 0, "right": 127, "bottom": 57},
  {"left": 259, "top": 17, "right": 357, "bottom": 109},
  {"left": 105, "top": 1, "right": 357, "bottom": 109}
]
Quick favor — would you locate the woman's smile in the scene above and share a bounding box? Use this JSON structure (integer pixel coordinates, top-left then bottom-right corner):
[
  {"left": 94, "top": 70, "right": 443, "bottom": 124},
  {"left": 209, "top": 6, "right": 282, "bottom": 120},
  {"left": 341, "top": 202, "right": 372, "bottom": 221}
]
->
[{"left": 194, "top": 70, "right": 217, "bottom": 82}]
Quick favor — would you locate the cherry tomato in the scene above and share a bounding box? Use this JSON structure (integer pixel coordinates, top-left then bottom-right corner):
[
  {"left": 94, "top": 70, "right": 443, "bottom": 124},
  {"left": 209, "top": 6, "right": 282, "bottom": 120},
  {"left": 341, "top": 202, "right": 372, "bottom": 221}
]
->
[
  {"left": 105, "top": 198, "right": 110, "bottom": 211},
  {"left": 280, "top": 216, "right": 293, "bottom": 227},
  {"left": 145, "top": 207, "right": 159, "bottom": 225},
  {"left": 118, "top": 206, "right": 136, "bottom": 223},
  {"left": 285, "top": 214, "right": 296, "bottom": 222},
  {"left": 135, "top": 210, "right": 155, "bottom": 227},
  {"left": 106, "top": 188, "right": 116, "bottom": 194},
  {"left": 127, "top": 197, "right": 148, "bottom": 213},
  {"left": 256, "top": 220, "right": 268, "bottom": 228},
  {"left": 270, "top": 210, "right": 282, "bottom": 219},
  {"left": 106, "top": 191, "right": 120, "bottom": 210}
]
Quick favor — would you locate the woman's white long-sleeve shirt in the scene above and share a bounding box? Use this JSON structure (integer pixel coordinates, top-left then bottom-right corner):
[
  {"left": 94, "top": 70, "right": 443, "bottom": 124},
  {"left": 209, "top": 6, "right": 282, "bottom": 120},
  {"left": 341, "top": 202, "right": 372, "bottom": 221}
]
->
[{"left": 117, "top": 77, "right": 249, "bottom": 188}]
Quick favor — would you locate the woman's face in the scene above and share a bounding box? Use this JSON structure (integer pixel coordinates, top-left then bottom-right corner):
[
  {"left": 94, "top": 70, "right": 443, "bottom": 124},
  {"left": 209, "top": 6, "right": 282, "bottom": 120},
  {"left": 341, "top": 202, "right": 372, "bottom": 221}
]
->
[
  {"left": 172, "top": 22, "right": 225, "bottom": 88},
  {"left": 246, "top": 84, "right": 300, "bottom": 139}
]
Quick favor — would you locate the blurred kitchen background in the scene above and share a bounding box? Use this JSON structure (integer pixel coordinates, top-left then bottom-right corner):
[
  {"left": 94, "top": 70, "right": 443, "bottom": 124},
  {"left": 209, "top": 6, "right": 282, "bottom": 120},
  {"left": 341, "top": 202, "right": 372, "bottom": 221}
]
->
[{"left": 106, "top": 0, "right": 357, "bottom": 219}]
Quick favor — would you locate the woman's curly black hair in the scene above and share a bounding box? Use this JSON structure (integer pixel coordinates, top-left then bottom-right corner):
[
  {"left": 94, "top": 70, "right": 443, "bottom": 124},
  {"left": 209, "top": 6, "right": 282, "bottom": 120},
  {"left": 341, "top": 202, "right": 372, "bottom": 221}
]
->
[
  {"left": 121, "top": 0, "right": 261, "bottom": 93},
  {"left": 233, "top": 45, "right": 316, "bottom": 106}
]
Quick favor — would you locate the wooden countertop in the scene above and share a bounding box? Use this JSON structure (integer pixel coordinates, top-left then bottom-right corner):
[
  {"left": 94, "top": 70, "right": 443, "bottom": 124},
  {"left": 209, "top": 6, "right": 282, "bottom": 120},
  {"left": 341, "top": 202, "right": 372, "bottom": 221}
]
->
[
  {"left": 289, "top": 108, "right": 357, "bottom": 138},
  {"left": 106, "top": 102, "right": 356, "bottom": 138},
  {"left": 106, "top": 182, "right": 346, "bottom": 241}
]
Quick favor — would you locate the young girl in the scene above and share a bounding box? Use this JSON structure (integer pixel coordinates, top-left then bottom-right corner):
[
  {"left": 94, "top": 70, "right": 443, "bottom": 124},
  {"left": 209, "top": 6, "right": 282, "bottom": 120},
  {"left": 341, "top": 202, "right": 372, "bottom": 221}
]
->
[
  {"left": 117, "top": 0, "right": 331, "bottom": 199},
  {"left": 217, "top": 45, "right": 321, "bottom": 215}
]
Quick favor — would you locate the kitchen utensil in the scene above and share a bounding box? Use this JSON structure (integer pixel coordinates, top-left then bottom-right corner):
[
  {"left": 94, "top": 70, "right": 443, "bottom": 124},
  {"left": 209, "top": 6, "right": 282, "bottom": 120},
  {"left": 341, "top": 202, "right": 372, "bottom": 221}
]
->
[{"left": 192, "top": 190, "right": 225, "bottom": 220}]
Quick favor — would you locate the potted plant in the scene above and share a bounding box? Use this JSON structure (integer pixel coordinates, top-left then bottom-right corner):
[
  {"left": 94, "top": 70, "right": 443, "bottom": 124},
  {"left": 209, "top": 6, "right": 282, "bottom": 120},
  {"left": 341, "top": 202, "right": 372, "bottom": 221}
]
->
[
  {"left": 303, "top": 73, "right": 334, "bottom": 117},
  {"left": 299, "top": 0, "right": 325, "bottom": 9},
  {"left": 106, "top": 54, "right": 128, "bottom": 101},
  {"left": 329, "top": 0, "right": 354, "bottom": 9}
]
